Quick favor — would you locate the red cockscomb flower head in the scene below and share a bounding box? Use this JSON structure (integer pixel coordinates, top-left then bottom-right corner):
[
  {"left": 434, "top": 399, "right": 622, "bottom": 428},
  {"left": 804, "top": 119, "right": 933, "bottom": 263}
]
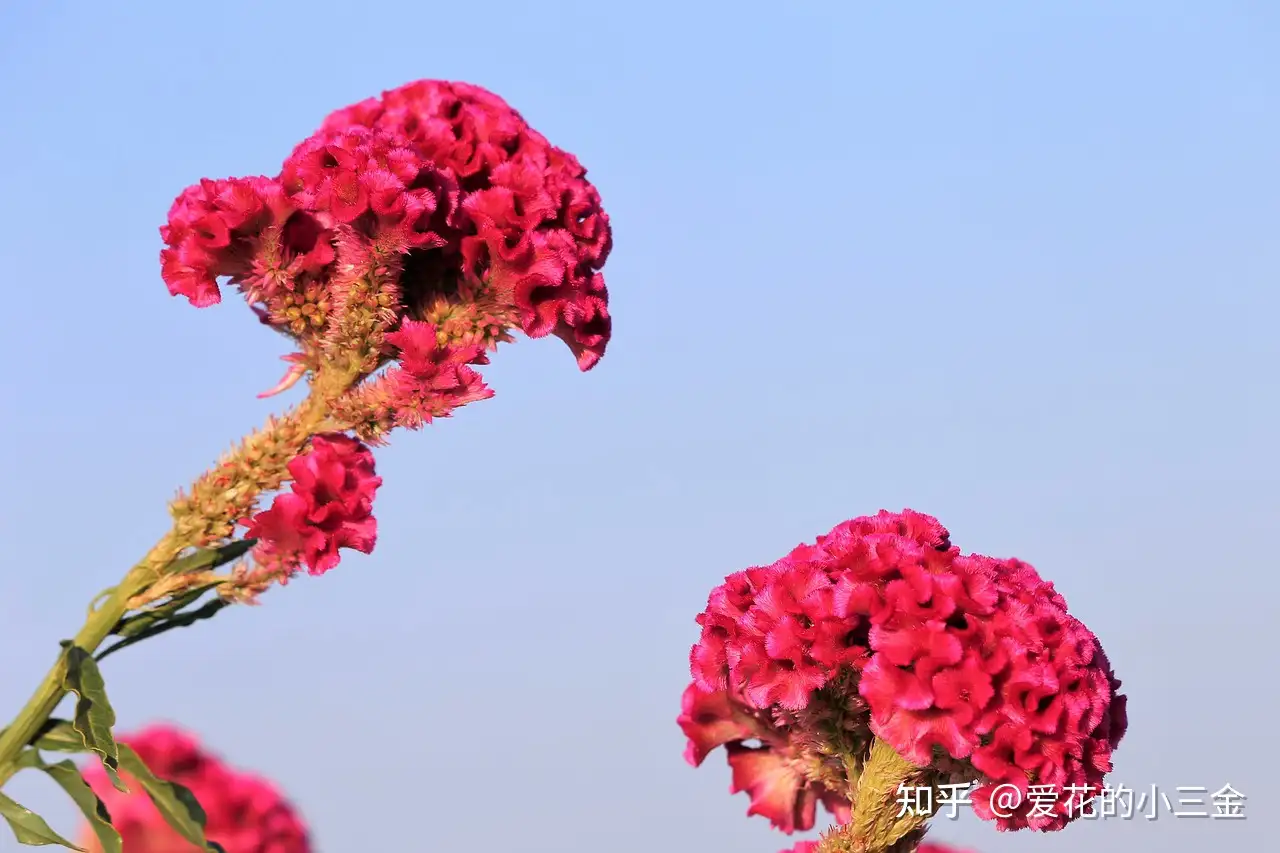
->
[
  {"left": 80, "top": 724, "right": 311, "bottom": 853},
  {"left": 245, "top": 432, "right": 381, "bottom": 576},
  {"left": 159, "top": 80, "right": 612, "bottom": 442},
  {"left": 318, "top": 79, "right": 612, "bottom": 370},
  {"left": 684, "top": 510, "right": 1127, "bottom": 833}
]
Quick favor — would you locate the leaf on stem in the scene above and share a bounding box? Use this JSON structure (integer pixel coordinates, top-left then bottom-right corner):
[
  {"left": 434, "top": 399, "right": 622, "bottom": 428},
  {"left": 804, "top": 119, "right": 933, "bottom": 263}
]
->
[
  {"left": 60, "top": 645, "right": 125, "bottom": 792},
  {"left": 116, "top": 743, "right": 221, "bottom": 851},
  {"left": 0, "top": 790, "right": 84, "bottom": 850},
  {"left": 111, "top": 585, "right": 218, "bottom": 639},
  {"left": 96, "top": 598, "right": 230, "bottom": 663},
  {"left": 94, "top": 540, "right": 255, "bottom": 662},
  {"left": 32, "top": 720, "right": 88, "bottom": 754},
  {"left": 36, "top": 758, "right": 123, "bottom": 853},
  {"left": 164, "top": 540, "right": 256, "bottom": 578}
]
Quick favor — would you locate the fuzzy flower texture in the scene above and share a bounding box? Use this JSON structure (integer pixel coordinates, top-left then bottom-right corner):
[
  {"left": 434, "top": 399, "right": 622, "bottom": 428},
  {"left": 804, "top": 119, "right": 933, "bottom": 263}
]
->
[
  {"left": 160, "top": 79, "right": 612, "bottom": 440},
  {"left": 781, "top": 842, "right": 978, "bottom": 853},
  {"left": 680, "top": 510, "right": 1127, "bottom": 840},
  {"left": 242, "top": 432, "right": 381, "bottom": 579},
  {"left": 81, "top": 725, "right": 310, "bottom": 853}
]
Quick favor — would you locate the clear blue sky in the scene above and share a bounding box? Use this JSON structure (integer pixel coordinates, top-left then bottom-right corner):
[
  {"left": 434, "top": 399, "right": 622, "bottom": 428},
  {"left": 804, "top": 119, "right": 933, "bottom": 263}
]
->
[{"left": 0, "top": 2, "right": 1275, "bottom": 852}]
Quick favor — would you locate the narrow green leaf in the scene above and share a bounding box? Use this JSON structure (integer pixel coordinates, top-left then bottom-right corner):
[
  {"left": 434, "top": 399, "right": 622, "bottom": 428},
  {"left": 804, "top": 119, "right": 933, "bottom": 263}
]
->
[
  {"left": 116, "top": 743, "right": 217, "bottom": 851},
  {"left": 38, "top": 759, "right": 122, "bottom": 853},
  {"left": 112, "top": 585, "right": 217, "bottom": 640},
  {"left": 14, "top": 748, "right": 42, "bottom": 770},
  {"left": 164, "top": 540, "right": 256, "bottom": 578},
  {"left": 0, "top": 791, "right": 84, "bottom": 849},
  {"left": 60, "top": 645, "right": 124, "bottom": 792},
  {"left": 32, "top": 720, "right": 88, "bottom": 754},
  {"left": 96, "top": 598, "right": 230, "bottom": 663}
]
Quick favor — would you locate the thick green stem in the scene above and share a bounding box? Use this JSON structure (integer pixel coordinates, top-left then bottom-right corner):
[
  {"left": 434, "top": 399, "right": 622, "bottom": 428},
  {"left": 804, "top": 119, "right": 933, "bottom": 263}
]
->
[
  {"left": 0, "top": 536, "right": 176, "bottom": 786},
  {"left": 0, "top": 377, "right": 349, "bottom": 791}
]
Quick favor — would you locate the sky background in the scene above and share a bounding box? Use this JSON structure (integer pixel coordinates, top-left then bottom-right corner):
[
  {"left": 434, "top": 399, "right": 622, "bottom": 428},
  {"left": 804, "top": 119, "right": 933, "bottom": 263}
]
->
[{"left": 0, "top": 1, "right": 1276, "bottom": 852}]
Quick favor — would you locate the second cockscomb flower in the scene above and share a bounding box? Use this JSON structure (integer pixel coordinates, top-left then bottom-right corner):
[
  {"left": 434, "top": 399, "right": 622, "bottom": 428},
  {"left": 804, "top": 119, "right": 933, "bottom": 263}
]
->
[
  {"left": 681, "top": 509, "right": 1127, "bottom": 845},
  {"left": 80, "top": 725, "right": 311, "bottom": 853}
]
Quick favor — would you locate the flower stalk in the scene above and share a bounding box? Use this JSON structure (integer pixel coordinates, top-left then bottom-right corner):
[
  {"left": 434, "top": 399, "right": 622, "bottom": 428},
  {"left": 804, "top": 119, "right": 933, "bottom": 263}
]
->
[
  {"left": 819, "top": 739, "right": 932, "bottom": 853},
  {"left": 0, "top": 77, "right": 617, "bottom": 852},
  {"left": 0, "top": 381, "right": 342, "bottom": 786},
  {"left": 0, "top": 548, "right": 163, "bottom": 787}
]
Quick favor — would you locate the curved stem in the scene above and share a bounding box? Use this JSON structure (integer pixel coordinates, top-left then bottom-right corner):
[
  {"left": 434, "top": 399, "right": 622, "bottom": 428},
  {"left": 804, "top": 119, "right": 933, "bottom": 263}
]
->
[
  {"left": 0, "top": 534, "right": 177, "bottom": 786},
  {"left": 0, "top": 377, "right": 348, "bottom": 790}
]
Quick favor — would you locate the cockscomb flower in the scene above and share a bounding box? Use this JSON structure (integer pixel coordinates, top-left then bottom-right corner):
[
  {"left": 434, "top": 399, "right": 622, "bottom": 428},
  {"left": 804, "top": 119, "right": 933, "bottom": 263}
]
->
[
  {"left": 160, "top": 78, "right": 611, "bottom": 380},
  {"left": 678, "top": 683, "right": 853, "bottom": 834},
  {"left": 684, "top": 509, "right": 1127, "bottom": 834},
  {"left": 244, "top": 432, "right": 381, "bottom": 577},
  {"left": 160, "top": 176, "right": 334, "bottom": 315},
  {"left": 80, "top": 724, "right": 310, "bottom": 853},
  {"left": 317, "top": 79, "right": 612, "bottom": 369},
  {"left": 151, "top": 80, "right": 611, "bottom": 659}
]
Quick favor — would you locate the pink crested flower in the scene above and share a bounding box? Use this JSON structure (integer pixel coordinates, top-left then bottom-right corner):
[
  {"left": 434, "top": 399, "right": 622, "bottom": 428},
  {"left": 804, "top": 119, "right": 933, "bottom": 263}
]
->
[
  {"left": 280, "top": 125, "right": 462, "bottom": 252},
  {"left": 80, "top": 724, "right": 310, "bottom": 853},
  {"left": 160, "top": 176, "right": 333, "bottom": 310},
  {"left": 726, "top": 743, "right": 850, "bottom": 835},
  {"left": 678, "top": 682, "right": 757, "bottom": 767},
  {"left": 161, "top": 77, "right": 614, "bottom": 409},
  {"left": 245, "top": 433, "right": 381, "bottom": 575},
  {"left": 677, "top": 684, "right": 851, "bottom": 835},
  {"left": 381, "top": 319, "right": 495, "bottom": 429},
  {"left": 684, "top": 509, "right": 1127, "bottom": 833},
  {"left": 318, "top": 79, "right": 612, "bottom": 370}
]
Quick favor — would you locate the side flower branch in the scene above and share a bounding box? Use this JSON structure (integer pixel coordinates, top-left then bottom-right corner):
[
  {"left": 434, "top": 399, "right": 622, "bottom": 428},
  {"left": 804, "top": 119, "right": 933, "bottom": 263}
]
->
[
  {"left": 679, "top": 509, "right": 1127, "bottom": 853},
  {"left": 0, "top": 78, "right": 613, "bottom": 851}
]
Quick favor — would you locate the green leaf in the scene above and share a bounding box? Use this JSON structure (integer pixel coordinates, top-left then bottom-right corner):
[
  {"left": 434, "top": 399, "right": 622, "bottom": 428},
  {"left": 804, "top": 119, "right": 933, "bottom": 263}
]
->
[
  {"left": 111, "top": 584, "right": 217, "bottom": 640},
  {"left": 32, "top": 720, "right": 89, "bottom": 754},
  {"left": 60, "top": 645, "right": 124, "bottom": 792},
  {"left": 37, "top": 759, "right": 122, "bottom": 853},
  {"left": 164, "top": 540, "right": 256, "bottom": 578},
  {"left": 96, "top": 598, "right": 230, "bottom": 663},
  {"left": 95, "top": 539, "right": 254, "bottom": 662},
  {"left": 0, "top": 791, "right": 84, "bottom": 850},
  {"left": 116, "top": 743, "right": 218, "bottom": 851},
  {"left": 14, "top": 748, "right": 42, "bottom": 770}
]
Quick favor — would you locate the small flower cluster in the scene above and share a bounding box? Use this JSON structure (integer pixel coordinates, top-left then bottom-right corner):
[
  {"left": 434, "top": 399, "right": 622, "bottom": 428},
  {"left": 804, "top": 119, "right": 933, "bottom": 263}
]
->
[
  {"left": 243, "top": 432, "right": 381, "bottom": 579},
  {"left": 159, "top": 80, "right": 612, "bottom": 437},
  {"left": 81, "top": 725, "right": 310, "bottom": 853},
  {"left": 684, "top": 510, "right": 1127, "bottom": 833},
  {"left": 679, "top": 683, "right": 854, "bottom": 834},
  {"left": 329, "top": 317, "right": 495, "bottom": 435}
]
